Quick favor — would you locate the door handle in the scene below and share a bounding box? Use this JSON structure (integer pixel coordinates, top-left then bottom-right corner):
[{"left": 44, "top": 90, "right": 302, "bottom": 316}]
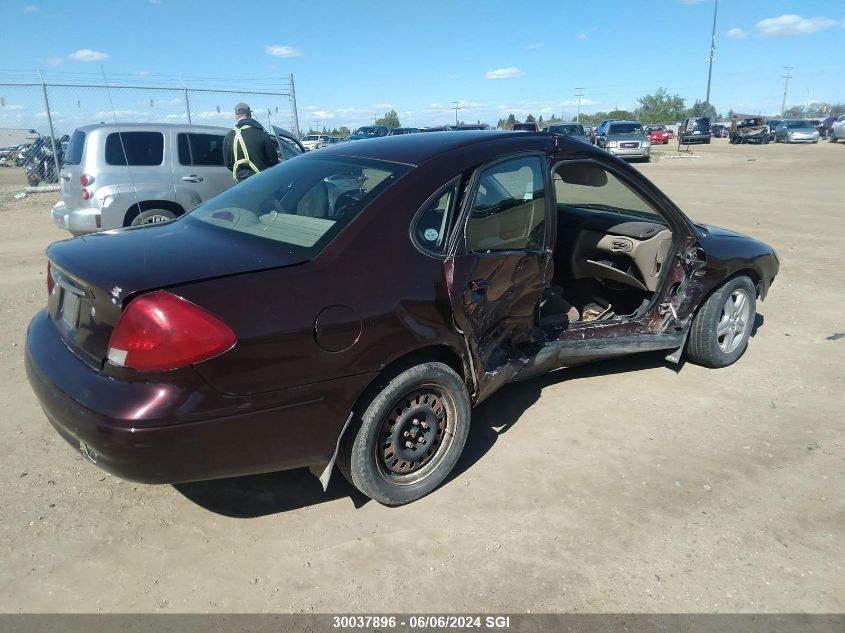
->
[
  {"left": 181, "top": 175, "right": 204, "bottom": 183},
  {"left": 469, "top": 279, "right": 491, "bottom": 291}
]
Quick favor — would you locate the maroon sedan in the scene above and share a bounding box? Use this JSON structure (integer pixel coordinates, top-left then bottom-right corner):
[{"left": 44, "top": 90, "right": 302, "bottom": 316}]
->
[{"left": 26, "top": 132, "right": 779, "bottom": 505}]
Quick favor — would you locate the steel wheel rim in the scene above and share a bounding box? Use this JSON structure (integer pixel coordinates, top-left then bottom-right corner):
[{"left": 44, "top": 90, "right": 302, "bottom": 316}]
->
[
  {"left": 717, "top": 288, "right": 751, "bottom": 353},
  {"left": 375, "top": 384, "right": 456, "bottom": 486}
]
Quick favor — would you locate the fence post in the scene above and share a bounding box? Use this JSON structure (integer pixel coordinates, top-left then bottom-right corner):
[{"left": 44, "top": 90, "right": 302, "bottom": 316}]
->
[
  {"left": 289, "top": 73, "right": 301, "bottom": 139},
  {"left": 38, "top": 70, "right": 62, "bottom": 181}
]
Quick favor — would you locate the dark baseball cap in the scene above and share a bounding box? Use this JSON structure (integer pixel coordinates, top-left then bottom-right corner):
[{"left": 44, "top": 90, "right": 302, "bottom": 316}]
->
[{"left": 235, "top": 102, "right": 251, "bottom": 116}]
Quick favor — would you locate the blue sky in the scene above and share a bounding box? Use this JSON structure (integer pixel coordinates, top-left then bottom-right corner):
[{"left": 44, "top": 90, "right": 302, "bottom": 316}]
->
[{"left": 2, "top": 0, "right": 844, "bottom": 131}]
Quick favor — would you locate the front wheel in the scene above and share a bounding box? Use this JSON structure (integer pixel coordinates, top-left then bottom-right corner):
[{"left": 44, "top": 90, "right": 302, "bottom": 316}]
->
[
  {"left": 687, "top": 276, "right": 756, "bottom": 368},
  {"left": 338, "top": 362, "right": 471, "bottom": 505}
]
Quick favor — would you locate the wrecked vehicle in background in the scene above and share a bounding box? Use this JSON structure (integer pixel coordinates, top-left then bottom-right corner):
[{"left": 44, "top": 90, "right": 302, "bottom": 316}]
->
[
  {"left": 729, "top": 115, "right": 770, "bottom": 144},
  {"left": 26, "top": 131, "right": 779, "bottom": 506}
]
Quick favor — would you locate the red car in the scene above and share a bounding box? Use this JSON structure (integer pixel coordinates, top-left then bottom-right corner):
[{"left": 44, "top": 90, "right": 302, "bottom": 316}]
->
[{"left": 646, "top": 125, "right": 670, "bottom": 144}]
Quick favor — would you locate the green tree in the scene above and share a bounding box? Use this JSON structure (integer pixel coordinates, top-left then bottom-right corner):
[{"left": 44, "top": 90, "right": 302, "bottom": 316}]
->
[
  {"left": 375, "top": 109, "right": 401, "bottom": 130},
  {"left": 636, "top": 88, "right": 687, "bottom": 124},
  {"left": 606, "top": 109, "right": 636, "bottom": 120},
  {"left": 338, "top": 126, "right": 351, "bottom": 138},
  {"left": 688, "top": 100, "right": 717, "bottom": 119},
  {"left": 525, "top": 113, "right": 536, "bottom": 123}
]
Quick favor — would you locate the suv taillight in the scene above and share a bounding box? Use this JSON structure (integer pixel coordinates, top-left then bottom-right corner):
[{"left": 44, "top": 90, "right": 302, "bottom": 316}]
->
[
  {"left": 107, "top": 291, "right": 236, "bottom": 371},
  {"left": 80, "top": 174, "right": 94, "bottom": 186}
]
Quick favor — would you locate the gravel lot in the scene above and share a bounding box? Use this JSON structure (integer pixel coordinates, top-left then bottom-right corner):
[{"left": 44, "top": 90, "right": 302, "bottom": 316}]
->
[{"left": 0, "top": 140, "right": 842, "bottom": 613}]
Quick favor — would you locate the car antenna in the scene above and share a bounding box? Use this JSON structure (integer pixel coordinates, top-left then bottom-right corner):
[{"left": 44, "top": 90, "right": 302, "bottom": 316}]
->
[{"left": 100, "top": 64, "right": 140, "bottom": 213}]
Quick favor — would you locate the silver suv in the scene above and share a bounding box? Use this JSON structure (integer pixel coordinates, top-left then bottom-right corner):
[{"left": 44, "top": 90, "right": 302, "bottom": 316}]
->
[
  {"left": 598, "top": 120, "right": 651, "bottom": 161},
  {"left": 52, "top": 123, "right": 237, "bottom": 235}
]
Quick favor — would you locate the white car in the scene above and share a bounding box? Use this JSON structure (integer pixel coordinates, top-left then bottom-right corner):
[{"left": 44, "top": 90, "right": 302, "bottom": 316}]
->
[
  {"left": 301, "top": 134, "right": 331, "bottom": 151},
  {"left": 828, "top": 114, "right": 845, "bottom": 143}
]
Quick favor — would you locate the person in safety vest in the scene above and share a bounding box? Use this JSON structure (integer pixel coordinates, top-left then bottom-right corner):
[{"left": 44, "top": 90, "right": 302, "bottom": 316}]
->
[{"left": 222, "top": 102, "right": 280, "bottom": 181}]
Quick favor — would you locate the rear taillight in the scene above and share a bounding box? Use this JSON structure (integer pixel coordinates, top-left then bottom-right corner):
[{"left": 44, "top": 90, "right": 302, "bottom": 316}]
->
[
  {"left": 80, "top": 174, "right": 94, "bottom": 186},
  {"left": 106, "top": 291, "right": 236, "bottom": 371},
  {"left": 81, "top": 188, "right": 90, "bottom": 200},
  {"left": 47, "top": 261, "right": 54, "bottom": 296}
]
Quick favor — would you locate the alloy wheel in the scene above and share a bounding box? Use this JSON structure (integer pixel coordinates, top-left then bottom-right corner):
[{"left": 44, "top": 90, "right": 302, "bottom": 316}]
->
[{"left": 717, "top": 288, "right": 751, "bottom": 353}]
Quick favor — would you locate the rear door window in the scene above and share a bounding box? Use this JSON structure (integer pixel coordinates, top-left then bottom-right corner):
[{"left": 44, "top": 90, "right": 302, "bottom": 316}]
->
[
  {"left": 63, "top": 130, "right": 86, "bottom": 165},
  {"left": 104, "top": 131, "right": 164, "bottom": 166},
  {"left": 177, "top": 133, "right": 225, "bottom": 166}
]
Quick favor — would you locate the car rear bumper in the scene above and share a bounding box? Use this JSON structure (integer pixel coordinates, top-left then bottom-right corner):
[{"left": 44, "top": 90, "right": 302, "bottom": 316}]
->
[
  {"left": 51, "top": 200, "right": 101, "bottom": 235},
  {"left": 25, "top": 309, "right": 373, "bottom": 484}
]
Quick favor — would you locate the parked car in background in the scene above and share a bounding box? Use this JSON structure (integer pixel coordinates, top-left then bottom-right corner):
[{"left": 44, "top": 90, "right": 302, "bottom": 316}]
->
[
  {"left": 388, "top": 128, "right": 420, "bottom": 135},
  {"left": 774, "top": 119, "right": 820, "bottom": 144},
  {"left": 583, "top": 126, "right": 595, "bottom": 143},
  {"left": 645, "top": 125, "right": 670, "bottom": 144},
  {"left": 26, "top": 131, "right": 778, "bottom": 506},
  {"left": 680, "top": 117, "right": 711, "bottom": 144},
  {"left": 594, "top": 119, "right": 616, "bottom": 141},
  {"left": 453, "top": 124, "right": 490, "bottom": 131},
  {"left": 729, "top": 115, "right": 769, "bottom": 144},
  {"left": 547, "top": 122, "right": 587, "bottom": 140},
  {"left": 766, "top": 119, "right": 782, "bottom": 142},
  {"left": 301, "top": 134, "right": 331, "bottom": 151},
  {"left": 598, "top": 121, "right": 650, "bottom": 161},
  {"left": 348, "top": 126, "right": 389, "bottom": 141},
  {"left": 420, "top": 126, "right": 453, "bottom": 132},
  {"left": 512, "top": 121, "right": 540, "bottom": 131},
  {"left": 710, "top": 124, "right": 728, "bottom": 139},
  {"left": 51, "top": 123, "right": 302, "bottom": 235},
  {"left": 827, "top": 114, "right": 845, "bottom": 143}
]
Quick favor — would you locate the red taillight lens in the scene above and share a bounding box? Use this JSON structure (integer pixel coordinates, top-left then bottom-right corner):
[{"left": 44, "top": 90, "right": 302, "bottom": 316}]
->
[
  {"left": 47, "top": 261, "right": 54, "bottom": 296},
  {"left": 107, "top": 291, "right": 236, "bottom": 371},
  {"left": 80, "top": 174, "right": 94, "bottom": 186},
  {"left": 81, "top": 188, "right": 90, "bottom": 200}
]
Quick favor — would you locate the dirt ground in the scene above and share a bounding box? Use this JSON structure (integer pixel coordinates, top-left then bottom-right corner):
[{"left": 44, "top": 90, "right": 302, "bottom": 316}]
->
[{"left": 0, "top": 140, "right": 842, "bottom": 614}]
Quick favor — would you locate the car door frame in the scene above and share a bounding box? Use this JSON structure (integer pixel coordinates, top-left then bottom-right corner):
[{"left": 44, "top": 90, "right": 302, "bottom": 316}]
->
[
  {"left": 443, "top": 150, "right": 556, "bottom": 402},
  {"left": 518, "top": 152, "right": 704, "bottom": 377}
]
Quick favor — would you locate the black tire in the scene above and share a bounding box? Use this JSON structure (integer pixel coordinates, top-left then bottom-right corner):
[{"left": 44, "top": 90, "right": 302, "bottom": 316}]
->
[
  {"left": 26, "top": 171, "right": 40, "bottom": 186},
  {"left": 687, "top": 276, "right": 757, "bottom": 368},
  {"left": 130, "top": 209, "right": 177, "bottom": 226},
  {"left": 337, "top": 362, "right": 470, "bottom": 505},
  {"left": 829, "top": 130, "right": 837, "bottom": 143}
]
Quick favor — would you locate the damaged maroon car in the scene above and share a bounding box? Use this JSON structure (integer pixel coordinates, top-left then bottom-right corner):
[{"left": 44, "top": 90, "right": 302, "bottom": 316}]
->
[{"left": 26, "top": 131, "right": 778, "bottom": 505}]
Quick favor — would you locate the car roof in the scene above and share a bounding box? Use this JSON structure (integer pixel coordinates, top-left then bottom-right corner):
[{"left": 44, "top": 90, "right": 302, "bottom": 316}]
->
[
  {"left": 310, "top": 130, "right": 589, "bottom": 166},
  {"left": 74, "top": 122, "right": 230, "bottom": 133}
]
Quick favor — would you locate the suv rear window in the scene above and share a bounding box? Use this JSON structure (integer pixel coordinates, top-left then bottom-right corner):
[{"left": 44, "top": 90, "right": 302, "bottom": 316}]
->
[
  {"left": 190, "top": 156, "right": 410, "bottom": 258},
  {"left": 104, "top": 131, "right": 164, "bottom": 166},
  {"left": 177, "top": 133, "right": 225, "bottom": 166},
  {"left": 63, "top": 130, "right": 86, "bottom": 166}
]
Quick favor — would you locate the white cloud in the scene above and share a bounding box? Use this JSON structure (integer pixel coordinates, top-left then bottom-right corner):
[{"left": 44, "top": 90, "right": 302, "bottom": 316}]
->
[
  {"left": 373, "top": 103, "right": 393, "bottom": 109},
  {"left": 136, "top": 70, "right": 150, "bottom": 76},
  {"left": 486, "top": 67, "right": 524, "bottom": 80},
  {"left": 577, "top": 32, "right": 589, "bottom": 40},
  {"left": 756, "top": 14, "right": 838, "bottom": 37},
  {"left": 726, "top": 27, "right": 748, "bottom": 38},
  {"left": 265, "top": 45, "right": 303, "bottom": 57},
  {"left": 21, "top": 4, "right": 38, "bottom": 12},
  {"left": 45, "top": 57, "right": 64, "bottom": 67},
  {"left": 69, "top": 49, "right": 110, "bottom": 62},
  {"left": 525, "top": 43, "right": 543, "bottom": 50}
]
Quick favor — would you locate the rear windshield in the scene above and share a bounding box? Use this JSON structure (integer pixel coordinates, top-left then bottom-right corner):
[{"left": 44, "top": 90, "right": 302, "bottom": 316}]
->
[
  {"left": 608, "top": 123, "right": 643, "bottom": 135},
  {"left": 63, "top": 130, "right": 86, "bottom": 166},
  {"left": 787, "top": 120, "right": 811, "bottom": 128},
  {"left": 549, "top": 124, "right": 584, "bottom": 135},
  {"left": 189, "top": 156, "right": 411, "bottom": 258},
  {"left": 105, "top": 131, "right": 164, "bottom": 166}
]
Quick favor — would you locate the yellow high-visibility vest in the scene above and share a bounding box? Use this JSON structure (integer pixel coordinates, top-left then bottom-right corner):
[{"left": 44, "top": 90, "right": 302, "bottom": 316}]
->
[{"left": 231, "top": 126, "right": 260, "bottom": 180}]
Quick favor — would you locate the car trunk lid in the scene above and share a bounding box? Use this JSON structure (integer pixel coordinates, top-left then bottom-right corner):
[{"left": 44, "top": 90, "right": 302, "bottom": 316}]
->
[{"left": 46, "top": 218, "right": 309, "bottom": 368}]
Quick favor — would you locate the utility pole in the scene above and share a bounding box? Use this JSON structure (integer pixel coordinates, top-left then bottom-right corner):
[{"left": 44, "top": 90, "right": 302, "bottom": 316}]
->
[
  {"left": 452, "top": 101, "right": 463, "bottom": 125},
  {"left": 780, "top": 66, "right": 793, "bottom": 117},
  {"left": 369, "top": 113, "right": 378, "bottom": 124},
  {"left": 575, "top": 88, "right": 584, "bottom": 123},
  {"left": 705, "top": 0, "right": 718, "bottom": 105}
]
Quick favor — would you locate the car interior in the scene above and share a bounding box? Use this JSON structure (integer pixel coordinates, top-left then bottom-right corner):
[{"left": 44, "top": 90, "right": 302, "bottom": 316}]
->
[{"left": 539, "top": 161, "right": 674, "bottom": 333}]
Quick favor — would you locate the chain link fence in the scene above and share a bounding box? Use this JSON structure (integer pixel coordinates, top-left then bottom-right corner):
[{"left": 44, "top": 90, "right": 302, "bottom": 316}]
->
[{"left": 0, "top": 73, "right": 300, "bottom": 184}]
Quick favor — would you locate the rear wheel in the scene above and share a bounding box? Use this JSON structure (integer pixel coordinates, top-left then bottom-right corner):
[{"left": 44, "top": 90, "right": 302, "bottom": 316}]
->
[
  {"left": 130, "top": 209, "right": 177, "bottom": 226},
  {"left": 829, "top": 130, "right": 837, "bottom": 143},
  {"left": 338, "top": 362, "right": 471, "bottom": 505},
  {"left": 687, "top": 276, "right": 756, "bottom": 368}
]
